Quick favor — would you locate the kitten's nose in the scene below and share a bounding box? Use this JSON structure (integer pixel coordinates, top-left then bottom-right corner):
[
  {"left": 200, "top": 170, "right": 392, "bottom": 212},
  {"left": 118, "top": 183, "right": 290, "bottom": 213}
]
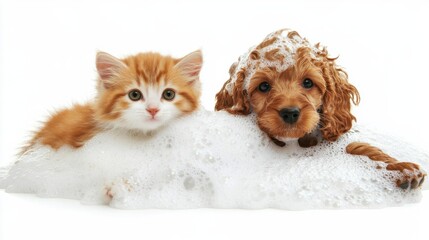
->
[{"left": 146, "top": 108, "right": 159, "bottom": 117}]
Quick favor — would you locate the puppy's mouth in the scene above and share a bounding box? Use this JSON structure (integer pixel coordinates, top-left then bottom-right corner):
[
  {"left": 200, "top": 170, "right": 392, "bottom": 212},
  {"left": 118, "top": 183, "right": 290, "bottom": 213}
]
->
[
  {"left": 257, "top": 106, "right": 320, "bottom": 140},
  {"left": 275, "top": 127, "right": 308, "bottom": 139}
]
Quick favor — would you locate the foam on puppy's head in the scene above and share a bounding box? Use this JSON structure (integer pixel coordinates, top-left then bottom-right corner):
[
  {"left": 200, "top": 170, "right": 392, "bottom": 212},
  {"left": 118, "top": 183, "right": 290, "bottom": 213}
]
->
[{"left": 226, "top": 29, "right": 320, "bottom": 93}]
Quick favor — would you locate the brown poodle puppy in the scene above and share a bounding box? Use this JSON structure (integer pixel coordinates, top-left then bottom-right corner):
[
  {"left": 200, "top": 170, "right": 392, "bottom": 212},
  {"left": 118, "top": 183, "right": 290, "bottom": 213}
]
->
[{"left": 215, "top": 29, "right": 425, "bottom": 190}]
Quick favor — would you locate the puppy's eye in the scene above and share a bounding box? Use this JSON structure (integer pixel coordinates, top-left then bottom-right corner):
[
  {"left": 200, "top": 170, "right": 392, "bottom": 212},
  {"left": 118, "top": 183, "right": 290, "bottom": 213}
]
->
[
  {"left": 162, "top": 89, "right": 176, "bottom": 101},
  {"left": 128, "top": 89, "right": 143, "bottom": 101},
  {"left": 302, "top": 78, "right": 314, "bottom": 89},
  {"left": 258, "top": 82, "right": 271, "bottom": 93}
]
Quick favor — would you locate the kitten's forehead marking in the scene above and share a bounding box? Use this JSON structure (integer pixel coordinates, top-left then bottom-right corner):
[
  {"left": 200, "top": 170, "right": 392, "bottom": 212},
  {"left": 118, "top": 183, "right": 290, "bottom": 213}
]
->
[
  {"left": 139, "top": 69, "right": 149, "bottom": 83},
  {"left": 135, "top": 75, "right": 143, "bottom": 86},
  {"left": 155, "top": 69, "right": 167, "bottom": 85},
  {"left": 136, "top": 68, "right": 168, "bottom": 86},
  {"left": 135, "top": 61, "right": 168, "bottom": 84}
]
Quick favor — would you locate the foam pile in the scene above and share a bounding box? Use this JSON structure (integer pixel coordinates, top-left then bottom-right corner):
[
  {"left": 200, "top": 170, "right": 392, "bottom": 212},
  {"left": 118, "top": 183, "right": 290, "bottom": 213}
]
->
[{"left": 0, "top": 109, "right": 427, "bottom": 209}]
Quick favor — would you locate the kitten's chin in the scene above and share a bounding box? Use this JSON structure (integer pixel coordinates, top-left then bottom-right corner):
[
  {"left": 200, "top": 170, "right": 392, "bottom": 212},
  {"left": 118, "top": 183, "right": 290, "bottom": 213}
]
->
[
  {"left": 104, "top": 118, "right": 169, "bottom": 134},
  {"left": 139, "top": 119, "right": 167, "bottom": 132},
  {"left": 123, "top": 119, "right": 168, "bottom": 133}
]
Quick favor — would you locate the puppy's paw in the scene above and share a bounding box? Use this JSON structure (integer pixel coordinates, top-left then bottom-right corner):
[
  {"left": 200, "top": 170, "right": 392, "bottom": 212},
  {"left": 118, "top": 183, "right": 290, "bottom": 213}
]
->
[
  {"left": 386, "top": 162, "right": 426, "bottom": 190},
  {"left": 298, "top": 135, "right": 318, "bottom": 148}
]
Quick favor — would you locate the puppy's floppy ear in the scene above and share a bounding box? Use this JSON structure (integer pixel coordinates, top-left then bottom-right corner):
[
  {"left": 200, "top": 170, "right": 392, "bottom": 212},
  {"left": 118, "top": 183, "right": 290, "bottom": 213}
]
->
[
  {"left": 215, "top": 63, "right": 251, "bottom": 115},
  {"left": 318, "top": 48, "right": 360, "bottom": 141}
]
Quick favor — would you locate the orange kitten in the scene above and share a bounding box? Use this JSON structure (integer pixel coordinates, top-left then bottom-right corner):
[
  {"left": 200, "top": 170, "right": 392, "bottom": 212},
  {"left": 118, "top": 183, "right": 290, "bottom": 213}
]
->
[{"left": 24, "top": 50, "right": 203, "bottom": 152}]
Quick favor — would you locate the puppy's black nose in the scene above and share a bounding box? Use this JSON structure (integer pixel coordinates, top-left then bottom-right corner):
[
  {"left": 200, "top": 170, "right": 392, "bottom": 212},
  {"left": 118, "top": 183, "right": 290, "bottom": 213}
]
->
[{"left": 279, "top": 107, "right": 300, "bottom": 124}]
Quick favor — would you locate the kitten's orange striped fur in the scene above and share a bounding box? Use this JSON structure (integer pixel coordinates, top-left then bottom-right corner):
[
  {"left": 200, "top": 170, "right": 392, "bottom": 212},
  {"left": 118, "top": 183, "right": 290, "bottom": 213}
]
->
[{"left": 23, "top": 50, "right": 203, "bottom": 153}]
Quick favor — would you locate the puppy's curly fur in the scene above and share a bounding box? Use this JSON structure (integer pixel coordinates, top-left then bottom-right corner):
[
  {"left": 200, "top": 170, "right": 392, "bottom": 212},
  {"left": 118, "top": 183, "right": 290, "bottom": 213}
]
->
[{"left": 215, "top": 29, "right": 425, "bottom": 189}]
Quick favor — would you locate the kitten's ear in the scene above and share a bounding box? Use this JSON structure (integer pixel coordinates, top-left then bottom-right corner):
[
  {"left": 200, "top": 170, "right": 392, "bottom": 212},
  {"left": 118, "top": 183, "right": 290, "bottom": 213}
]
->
[
  {"left": 174, "top": 50, "right": 203, "bottom": 83},
  {"left": 96, "top": 51, "right": 127, "bottom": 88}
]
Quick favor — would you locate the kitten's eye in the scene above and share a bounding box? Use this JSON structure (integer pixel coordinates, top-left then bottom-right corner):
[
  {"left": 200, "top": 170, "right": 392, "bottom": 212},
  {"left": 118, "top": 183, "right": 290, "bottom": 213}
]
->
[
  {"left": 162, "top": 89, "right": 176, "bottom": 101},
  {"left": 258, "top": 82, "right": 271, "bottom": 93},
  {"left": 302, "top": 78, "right": 314, "bottom": 89},
  {"left": 128, "top": 89, "right": 142, "bottom": 101}
]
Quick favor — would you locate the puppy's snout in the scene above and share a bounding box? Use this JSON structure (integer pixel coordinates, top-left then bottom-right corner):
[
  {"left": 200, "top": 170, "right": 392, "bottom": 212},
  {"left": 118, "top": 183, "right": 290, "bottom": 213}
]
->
[{"left": 279, "top": 107, "right": 300, "bottom": 124}]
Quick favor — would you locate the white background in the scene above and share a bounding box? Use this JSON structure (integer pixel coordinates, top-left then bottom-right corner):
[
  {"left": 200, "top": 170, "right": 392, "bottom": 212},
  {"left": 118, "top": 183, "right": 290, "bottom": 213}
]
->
[{"left": 1, "top": 0, "right": 428, "bottom": 239}]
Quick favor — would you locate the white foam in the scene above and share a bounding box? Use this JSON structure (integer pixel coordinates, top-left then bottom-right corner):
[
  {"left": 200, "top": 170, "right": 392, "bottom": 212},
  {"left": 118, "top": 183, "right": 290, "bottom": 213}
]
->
[
  {"left": 227, "top": 29, "right": 320, "bottom": 92},
  {"left": 0, "top": 109, "right": 427, "bottom": 209}
]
